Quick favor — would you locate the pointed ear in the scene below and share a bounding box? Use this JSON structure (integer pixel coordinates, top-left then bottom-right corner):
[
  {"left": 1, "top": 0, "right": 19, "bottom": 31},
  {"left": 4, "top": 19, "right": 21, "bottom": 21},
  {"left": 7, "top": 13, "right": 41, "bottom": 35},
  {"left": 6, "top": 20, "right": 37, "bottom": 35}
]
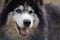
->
[
  {"left": 39, "top": 0, "right": 43, "bottom": 6},
  {"left": 36, "top": 0, "right": 43, "bottom": 6},
  {"left": 30, "top": 0, "right": 43, "bottom": 7}
]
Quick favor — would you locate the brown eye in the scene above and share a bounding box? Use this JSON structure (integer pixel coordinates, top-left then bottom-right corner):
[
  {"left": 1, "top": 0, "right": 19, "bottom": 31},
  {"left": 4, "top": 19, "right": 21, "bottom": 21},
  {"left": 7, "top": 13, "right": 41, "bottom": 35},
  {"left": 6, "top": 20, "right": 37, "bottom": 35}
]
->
[
  {"left": 16, "top": 9, "right": 22, "bottom": 13},
  {"left": 29, "top": 11, "right": 33, "bottom": 14}
]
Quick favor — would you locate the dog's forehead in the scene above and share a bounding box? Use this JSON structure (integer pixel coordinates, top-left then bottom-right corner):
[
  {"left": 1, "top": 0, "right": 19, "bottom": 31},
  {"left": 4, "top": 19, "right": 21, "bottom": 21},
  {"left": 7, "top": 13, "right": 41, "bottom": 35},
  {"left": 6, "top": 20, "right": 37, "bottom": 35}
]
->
[{"left": 18, "top": 5, "right": 34, "bottom": 11}]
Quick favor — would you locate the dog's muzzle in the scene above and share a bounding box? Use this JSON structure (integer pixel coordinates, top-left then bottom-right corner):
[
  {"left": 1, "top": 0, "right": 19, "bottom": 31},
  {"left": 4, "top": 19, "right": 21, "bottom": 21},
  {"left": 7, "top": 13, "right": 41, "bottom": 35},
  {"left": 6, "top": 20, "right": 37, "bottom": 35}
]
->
[
  {"left": 16, "top": 20, "right": 31, "bottom": 36},
  {"left": 23, "top": 19, "right": 31, "bottom": 27}
]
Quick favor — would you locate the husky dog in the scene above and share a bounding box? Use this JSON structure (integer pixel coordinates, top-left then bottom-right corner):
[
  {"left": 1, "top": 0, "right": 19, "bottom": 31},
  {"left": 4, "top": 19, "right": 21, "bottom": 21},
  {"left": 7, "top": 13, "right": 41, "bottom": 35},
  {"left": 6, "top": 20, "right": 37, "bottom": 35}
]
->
[
  {"left": 0, "top": 0, "right": 40, "bottom": 40},
  {"left": 0, "top": 0, "right": 60, "bottom": 40}
]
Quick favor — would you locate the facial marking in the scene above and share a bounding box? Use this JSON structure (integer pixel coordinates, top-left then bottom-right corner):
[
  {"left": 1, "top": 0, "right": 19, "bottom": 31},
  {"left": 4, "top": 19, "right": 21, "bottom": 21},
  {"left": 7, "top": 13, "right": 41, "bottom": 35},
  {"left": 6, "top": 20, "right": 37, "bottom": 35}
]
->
[
  {"left": 13, "top": 12, "right": 34, "bottom": 28},
  {"left": 12, "top": 5, "right": 39, "bottom": 36},
  {"left": 28, "top": 7, "right": 34, "bottom": 12},
  {"left": 19, "top": 5, "right": 24, "bottom": 11}
]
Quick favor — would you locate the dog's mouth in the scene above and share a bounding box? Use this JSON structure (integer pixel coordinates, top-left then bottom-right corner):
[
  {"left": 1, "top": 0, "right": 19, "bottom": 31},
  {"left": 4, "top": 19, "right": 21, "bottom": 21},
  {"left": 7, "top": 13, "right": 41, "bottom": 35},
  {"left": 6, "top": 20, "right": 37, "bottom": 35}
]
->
[
  {"left": 16, "top": 23, "right": 30, "bottom": 36},
  {"left": 19, "top": 27, "right": 29, "bottom": 36}
]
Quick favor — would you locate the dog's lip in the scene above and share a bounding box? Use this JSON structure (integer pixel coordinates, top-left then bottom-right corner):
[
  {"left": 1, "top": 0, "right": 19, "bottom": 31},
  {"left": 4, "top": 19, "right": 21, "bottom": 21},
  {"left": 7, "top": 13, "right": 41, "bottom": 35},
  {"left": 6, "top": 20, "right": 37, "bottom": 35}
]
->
[
  {"left": 16, "top": 23, "right": 30, "bottom": 36},
  {"left": 19, "top": 27, "right": 29, "bottom": 36}
]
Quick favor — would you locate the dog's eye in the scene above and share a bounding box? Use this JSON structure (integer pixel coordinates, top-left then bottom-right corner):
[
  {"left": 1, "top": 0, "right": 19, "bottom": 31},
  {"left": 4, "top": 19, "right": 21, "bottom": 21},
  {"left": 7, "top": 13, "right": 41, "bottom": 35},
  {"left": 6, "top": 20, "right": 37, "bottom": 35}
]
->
[
  {"left": 16, "top": 9, "right": 22, "bottom": 13},
  {"left": 29, "top": 11, "right": 33, "bottom": 14}
]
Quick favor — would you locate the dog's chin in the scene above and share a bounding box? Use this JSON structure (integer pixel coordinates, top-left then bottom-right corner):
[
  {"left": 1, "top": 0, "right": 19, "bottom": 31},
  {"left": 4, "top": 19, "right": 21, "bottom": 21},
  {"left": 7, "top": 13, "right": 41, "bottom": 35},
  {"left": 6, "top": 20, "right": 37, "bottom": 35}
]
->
[{"left": 17, "top": 26, "right": 30, "bottom": 36}]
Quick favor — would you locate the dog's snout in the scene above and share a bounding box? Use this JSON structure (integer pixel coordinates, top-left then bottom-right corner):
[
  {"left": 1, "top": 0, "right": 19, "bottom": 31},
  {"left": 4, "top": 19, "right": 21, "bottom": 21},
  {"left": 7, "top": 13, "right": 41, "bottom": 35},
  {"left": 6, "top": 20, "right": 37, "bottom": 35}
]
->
[{"left": 23, "top": 20, "right": 31, "bottom": 26}]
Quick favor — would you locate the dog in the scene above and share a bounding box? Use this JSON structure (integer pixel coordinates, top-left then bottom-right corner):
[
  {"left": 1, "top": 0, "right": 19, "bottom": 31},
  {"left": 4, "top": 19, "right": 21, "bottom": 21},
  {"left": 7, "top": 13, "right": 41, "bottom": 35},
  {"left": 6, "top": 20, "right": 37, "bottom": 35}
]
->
[
  {"left": 0, "top": 0, "right": 40, "bottom": 40},
  {"left": 0, "top": 0, "right": 60, "bottom": 40}
]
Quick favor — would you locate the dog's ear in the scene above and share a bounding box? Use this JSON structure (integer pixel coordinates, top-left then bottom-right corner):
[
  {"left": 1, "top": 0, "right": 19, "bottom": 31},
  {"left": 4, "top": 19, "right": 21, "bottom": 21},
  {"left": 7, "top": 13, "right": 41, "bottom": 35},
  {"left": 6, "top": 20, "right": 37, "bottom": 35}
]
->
[
  {"left": 39, "top": 0, "right": 44, "bottom": 6},
  {"left": 33, "top": 0, "right": 44, "bottom": 6},
  {"left": 0, "top": 0, "right": 25, "bottom": 27},
  {"left": 35, "top": 0, "right": 43, "bottom": 6}
]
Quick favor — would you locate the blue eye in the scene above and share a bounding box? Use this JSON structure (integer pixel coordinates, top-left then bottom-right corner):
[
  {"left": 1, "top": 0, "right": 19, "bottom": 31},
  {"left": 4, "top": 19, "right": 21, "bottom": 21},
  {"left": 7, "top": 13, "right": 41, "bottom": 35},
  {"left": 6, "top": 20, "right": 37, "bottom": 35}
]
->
[{"left": 16, "top": 9, "right": 22, "bottom": 13}]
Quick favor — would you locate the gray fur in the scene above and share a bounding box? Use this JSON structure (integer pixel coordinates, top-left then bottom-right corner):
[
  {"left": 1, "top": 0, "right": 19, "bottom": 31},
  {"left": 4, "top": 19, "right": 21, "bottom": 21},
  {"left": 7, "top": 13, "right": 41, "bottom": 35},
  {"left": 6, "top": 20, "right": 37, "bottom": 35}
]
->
[{"left": 0, "top": 2, "right": 60, "bottom": 40}]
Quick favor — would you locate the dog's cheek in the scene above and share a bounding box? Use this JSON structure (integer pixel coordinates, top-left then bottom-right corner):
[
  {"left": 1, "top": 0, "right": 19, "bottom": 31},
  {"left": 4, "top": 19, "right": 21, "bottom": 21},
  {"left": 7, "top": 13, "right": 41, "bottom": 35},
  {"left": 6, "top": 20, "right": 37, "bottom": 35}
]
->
[
  {"left": 29, "top": 21, "right": 34, "bottom": 28},
  {"left": 33, "top": 14, "right": 39, "bottom": 28}
]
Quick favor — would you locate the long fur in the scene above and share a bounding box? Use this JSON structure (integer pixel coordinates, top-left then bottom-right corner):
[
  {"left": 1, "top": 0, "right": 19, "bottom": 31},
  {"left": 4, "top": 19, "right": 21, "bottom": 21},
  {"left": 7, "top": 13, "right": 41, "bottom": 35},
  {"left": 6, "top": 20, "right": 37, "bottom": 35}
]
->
[
  {"left": 0, "top": 0, "right": 60, "bottom": 40},
  {"left": 28, "top": 3, "right": 60, "bottom": 40},
  {"left": 0, "top": 0, "right": 41, "bottom": 40}
]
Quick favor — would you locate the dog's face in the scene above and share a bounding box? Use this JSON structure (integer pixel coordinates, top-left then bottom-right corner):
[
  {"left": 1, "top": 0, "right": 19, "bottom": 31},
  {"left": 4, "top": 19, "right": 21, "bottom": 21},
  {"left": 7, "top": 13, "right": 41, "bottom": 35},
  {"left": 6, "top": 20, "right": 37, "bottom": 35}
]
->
[{"left": 12, "top": 4, "right": 39, "bottom": 36}]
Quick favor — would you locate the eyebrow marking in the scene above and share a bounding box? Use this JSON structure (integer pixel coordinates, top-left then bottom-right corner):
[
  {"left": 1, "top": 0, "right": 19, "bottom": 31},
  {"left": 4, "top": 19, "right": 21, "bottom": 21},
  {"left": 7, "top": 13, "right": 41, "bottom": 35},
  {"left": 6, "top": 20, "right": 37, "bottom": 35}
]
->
[
  {"left": 17, "top": 5, "right": 34, "bottom": 13},
  {"left": 19, "top": 5, "right": 24, "bottom": 11},
  {"left": 28, "top": 7, "right": 34, "bottom": 12}
]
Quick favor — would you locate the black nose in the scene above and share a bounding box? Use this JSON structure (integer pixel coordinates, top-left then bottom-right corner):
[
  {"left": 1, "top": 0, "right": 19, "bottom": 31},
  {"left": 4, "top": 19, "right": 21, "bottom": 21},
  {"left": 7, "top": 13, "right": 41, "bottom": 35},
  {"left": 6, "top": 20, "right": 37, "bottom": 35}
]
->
[{"left": 23, "top": 20, "right": 31, "bottom": 26}]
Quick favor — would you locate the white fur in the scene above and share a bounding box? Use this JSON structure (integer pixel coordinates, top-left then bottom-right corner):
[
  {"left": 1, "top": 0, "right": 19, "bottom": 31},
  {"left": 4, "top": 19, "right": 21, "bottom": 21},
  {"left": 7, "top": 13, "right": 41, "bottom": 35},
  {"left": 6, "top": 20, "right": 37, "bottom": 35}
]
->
[
  {"left": 13, "top": 12, "right": 34, "bottom": 28},
  {"left": 11, "top": 5, "right": 39, "bottom": 35}
]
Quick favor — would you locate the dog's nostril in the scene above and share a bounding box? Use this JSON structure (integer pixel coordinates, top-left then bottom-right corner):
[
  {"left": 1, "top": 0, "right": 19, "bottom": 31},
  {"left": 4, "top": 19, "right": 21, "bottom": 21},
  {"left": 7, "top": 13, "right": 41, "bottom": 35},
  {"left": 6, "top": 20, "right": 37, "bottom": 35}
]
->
[{"left": 23, "top": 20, "right": 31, "bottom": 26}]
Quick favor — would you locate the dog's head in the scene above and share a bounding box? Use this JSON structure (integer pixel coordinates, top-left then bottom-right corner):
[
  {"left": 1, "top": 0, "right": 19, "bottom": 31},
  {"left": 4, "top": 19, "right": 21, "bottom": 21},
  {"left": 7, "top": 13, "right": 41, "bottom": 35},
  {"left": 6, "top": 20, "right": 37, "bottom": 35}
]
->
[{"left": 12, "top": 3, "right": 39, "bottom": 36}]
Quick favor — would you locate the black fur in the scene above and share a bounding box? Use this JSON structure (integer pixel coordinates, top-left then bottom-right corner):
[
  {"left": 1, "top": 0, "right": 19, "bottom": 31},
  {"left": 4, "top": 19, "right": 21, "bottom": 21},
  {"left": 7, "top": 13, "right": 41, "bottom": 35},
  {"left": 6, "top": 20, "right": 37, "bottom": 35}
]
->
[
  {"left": 0, "top": 0, "right": 60, "bottom": 40},
  {"left": 0, "top": 0, "right": 29, "bottom": 27},
  {"left": 28, "top": 3, "right": 60, "bottom": 40},
  {"left": 0, "top": 0, "right": 42, "bottom": 27}
]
